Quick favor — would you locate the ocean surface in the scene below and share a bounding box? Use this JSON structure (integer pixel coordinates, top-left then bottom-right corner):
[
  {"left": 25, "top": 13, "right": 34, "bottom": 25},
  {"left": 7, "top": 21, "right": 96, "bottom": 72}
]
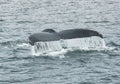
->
[{"left": 0, "top": 0, "right": 120, "bottom": 84}]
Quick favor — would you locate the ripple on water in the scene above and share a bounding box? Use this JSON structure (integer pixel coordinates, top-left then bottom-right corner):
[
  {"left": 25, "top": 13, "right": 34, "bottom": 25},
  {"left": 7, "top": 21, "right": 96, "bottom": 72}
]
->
[{"left": 0, "top": 0, "right": 120, "bottom": 84}]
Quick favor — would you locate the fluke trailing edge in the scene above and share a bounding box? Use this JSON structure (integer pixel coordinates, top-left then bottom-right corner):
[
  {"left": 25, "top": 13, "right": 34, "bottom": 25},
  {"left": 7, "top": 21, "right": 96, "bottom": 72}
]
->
[{"left": 29, "top": 29, "right": 103, "bottom": 45}]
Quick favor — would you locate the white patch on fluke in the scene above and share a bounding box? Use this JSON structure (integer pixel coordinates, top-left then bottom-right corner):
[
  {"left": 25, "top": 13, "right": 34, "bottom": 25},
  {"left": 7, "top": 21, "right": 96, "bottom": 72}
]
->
[{"left": 31, "top": 36, "right": 107, "bottom": 56}]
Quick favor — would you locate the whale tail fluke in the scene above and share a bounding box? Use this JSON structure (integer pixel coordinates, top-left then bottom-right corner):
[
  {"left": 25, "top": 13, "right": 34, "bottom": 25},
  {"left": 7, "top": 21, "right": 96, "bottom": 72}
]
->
[{"left": 29, "top": 29, "right": 106, "bottom": 55}]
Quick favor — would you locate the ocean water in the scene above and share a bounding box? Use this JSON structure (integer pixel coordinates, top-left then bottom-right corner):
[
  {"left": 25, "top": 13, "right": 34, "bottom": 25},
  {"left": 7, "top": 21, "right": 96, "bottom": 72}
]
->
[{"left": 0, "top": 0, "right": 120, "bottom": 84}]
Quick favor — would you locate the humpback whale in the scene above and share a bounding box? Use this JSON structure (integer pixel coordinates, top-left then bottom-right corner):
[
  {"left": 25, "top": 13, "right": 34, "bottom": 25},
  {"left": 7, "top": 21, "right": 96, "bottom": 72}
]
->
[
  {"left": 29, "top": 29, "right": 106, "bottom": 55},
  {"left": 29, "top": 29, "right": 103, "bottom": 45}
]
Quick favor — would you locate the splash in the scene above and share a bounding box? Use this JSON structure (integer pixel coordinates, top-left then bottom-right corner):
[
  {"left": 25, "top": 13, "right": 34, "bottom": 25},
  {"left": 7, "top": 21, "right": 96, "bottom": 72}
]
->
[
  {"left": 17, "top": 43, "right": 30, "bottom": 47},
  {"left": 31, "top": 36, "right": 111, "bottom": 56}
]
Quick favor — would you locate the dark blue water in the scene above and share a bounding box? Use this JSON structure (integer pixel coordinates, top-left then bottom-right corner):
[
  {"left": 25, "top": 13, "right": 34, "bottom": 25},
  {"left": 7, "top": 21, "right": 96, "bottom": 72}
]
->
[{"left": 0, "top": 0, "right": 120, "bottom": 84}]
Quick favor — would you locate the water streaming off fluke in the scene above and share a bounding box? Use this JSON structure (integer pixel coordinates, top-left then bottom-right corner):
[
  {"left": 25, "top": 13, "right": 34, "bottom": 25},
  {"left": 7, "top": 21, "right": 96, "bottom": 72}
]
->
[
  {"left": 31, "top": 36, "right": 106, "bottom": 56},
  {"left": 32, "top": 41, "right": 63, "bottom": 56},
  {"left": 64, "top": 36, "right": 106, "bottom": 50}
]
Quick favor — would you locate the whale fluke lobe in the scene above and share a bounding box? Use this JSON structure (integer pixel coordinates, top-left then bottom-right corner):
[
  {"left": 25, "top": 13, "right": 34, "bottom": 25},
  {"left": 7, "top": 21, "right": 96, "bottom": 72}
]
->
[
  {"left": 59, "top": 29, "right": 103, "bottom": 39},
  {"left": 29, "top": 33, "right": 60, "bottom": 45}
]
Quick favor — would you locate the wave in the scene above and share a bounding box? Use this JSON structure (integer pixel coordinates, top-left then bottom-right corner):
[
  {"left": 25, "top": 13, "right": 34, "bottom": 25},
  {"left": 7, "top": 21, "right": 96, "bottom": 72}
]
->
[
  {"left": 109, "top": 42, "right": 120, "bottom": 47},
  {"left": 0, "top": 39, "right": 29, "bottom": 47}
]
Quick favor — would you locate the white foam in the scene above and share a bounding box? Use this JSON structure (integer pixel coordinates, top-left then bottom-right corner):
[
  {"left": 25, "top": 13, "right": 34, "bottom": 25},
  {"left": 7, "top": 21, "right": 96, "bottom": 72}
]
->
[{"left": 17, "top": 43, "right": 30, "bottom": 47}]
